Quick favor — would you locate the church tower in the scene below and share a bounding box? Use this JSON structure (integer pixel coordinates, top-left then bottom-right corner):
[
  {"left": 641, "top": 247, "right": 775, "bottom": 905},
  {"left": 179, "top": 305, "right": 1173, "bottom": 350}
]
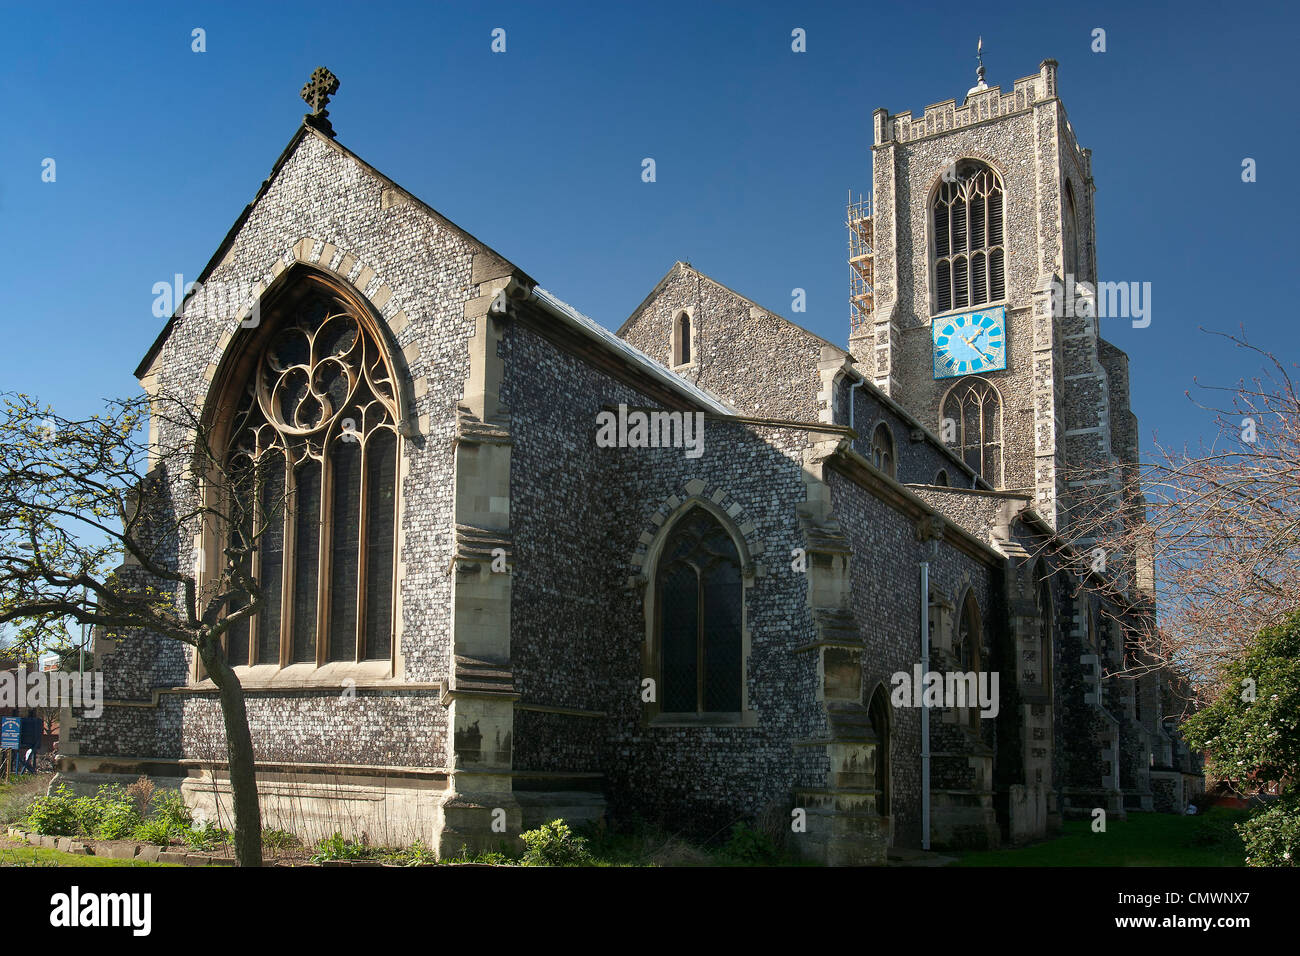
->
[{"left": 850, "top": 56, "right": 1137, "bottom": 534}]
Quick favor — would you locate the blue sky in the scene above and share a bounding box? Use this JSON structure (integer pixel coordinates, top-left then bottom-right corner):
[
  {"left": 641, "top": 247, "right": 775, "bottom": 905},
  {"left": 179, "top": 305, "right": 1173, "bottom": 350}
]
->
[{"left": 1, "top": 0, "right": 1295, "bottom": 458}]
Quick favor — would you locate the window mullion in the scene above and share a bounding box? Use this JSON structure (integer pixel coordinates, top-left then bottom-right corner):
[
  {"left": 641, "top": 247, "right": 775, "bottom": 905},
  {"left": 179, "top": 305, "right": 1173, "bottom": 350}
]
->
[
  {"left": 696, "top": 568, "right": 705, "bottom": 714},
  {"left": 279, "top": 460, "right": 293, "bottom": 668},
  {"left": 248, "top": 475, "right": 262, "bottom": 664},
  {"left": 316, "top": 449, "right": 332, "bottom": 667},
  {"left": 355, "top": 438, "right": 370, "bottom": 662}
]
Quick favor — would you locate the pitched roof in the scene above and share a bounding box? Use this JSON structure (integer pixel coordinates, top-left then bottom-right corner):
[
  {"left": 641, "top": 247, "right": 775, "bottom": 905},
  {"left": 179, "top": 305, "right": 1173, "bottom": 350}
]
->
[
  {"left": 617, "top": 260, "right": 849, "bottom": 360},
  {"left": 133, "top": 124, "right": 735, "bottom": 417},
  {"left": 134, "top": 123, "right": 532, "bottom": 380}
]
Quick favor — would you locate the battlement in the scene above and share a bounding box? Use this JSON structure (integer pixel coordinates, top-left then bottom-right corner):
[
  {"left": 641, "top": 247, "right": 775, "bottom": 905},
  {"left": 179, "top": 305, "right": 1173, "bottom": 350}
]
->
[{"left": 874, "top": 60, "right": 1058, "bottom": 146}]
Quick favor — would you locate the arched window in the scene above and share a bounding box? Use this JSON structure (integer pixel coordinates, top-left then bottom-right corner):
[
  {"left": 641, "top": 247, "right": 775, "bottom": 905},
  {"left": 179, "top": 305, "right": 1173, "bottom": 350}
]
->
[
  {"left": 672, "top": 311, "right": 692, "bottom": 367},
  {"left": 934, "top": 469, "right": 949, "bottom": 487},
  {"left": 1062, "top": 179, "right": 1079, "bottom": 280},
  {"left": 868, "top": 685, "right": 892, "bottom": 816},
  {"left": 955, "top": 591, "right": 982, "bottom": 673},
  {"left": 932, "top": 160, "right": 1005, "bottom": 314},
  {"left": 220, "top": 278, "right": 400, "bottom": 667},
  {"left": 656, "top": 507, "right": 743, "bottom": 714},
  {"left": 871, "top": 423, "right": 896, "bottom": 478},
  {"left": 940, "top": 377, "right": 1001, "bottom": 485}
]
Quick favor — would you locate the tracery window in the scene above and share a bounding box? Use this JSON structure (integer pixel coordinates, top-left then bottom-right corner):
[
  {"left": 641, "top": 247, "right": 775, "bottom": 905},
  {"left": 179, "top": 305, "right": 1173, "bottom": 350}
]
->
[
  {"left": 221, "top": 283, "right": 399, "bottom": 667},
  {"left": 932, "top": 160, "right": 1005, "bottom": 314},
  {"left": 940, "top": 377, "right": 1001, "bottom": 485},
  {"left": 656, "top": 508, "right": 743, "bottom": 714},
  {"left": 871, "top": 423, "right": 896, "bottom": 478}
]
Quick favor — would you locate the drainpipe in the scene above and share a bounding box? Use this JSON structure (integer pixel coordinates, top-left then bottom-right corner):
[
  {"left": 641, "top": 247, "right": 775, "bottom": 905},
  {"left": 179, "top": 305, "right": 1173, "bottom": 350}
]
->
[
  {"left": 920, "top": 561, "right": 931, "bottom": 851},
  {"left": 848, "top": 374, "right": 864, "bottom": 433}
]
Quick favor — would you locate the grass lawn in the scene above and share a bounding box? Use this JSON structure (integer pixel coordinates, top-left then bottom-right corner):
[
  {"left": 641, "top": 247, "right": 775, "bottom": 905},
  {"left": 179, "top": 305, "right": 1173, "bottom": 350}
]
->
[
  {"left": 950, "top": 808, "right": 1249, "bottom": 866},
  {"left": 0, "top": 842, "right": 179, "bottom": 867}
]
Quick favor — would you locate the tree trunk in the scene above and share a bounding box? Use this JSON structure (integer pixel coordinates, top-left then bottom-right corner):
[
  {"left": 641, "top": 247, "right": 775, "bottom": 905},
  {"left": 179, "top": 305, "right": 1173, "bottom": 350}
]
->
[{"left": 198, "top": 636, "right": 263, "bottom": 867}]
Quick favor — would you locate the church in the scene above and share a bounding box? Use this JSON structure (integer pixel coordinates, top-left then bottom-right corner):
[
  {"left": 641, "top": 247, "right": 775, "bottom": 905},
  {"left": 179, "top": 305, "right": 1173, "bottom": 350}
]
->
[{"left": 56, "top": 58, "right": 1203, "bottom": 864}]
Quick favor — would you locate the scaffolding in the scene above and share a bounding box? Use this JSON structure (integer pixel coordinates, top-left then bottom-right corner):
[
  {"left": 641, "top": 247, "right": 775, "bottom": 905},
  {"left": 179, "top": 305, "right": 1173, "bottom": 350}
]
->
[{"left": 846, "top": 190, "right": 874, "bottom": 335}]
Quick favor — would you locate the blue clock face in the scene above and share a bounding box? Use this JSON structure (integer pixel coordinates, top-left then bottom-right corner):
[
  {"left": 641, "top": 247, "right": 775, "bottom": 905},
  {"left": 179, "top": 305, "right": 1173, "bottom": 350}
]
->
[{"left": 933, "top": 307, "right": 1007, "bottom": 379}]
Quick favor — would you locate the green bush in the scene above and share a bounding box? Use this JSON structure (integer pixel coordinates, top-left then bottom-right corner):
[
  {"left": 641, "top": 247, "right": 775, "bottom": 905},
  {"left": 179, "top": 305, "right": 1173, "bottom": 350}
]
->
[
  {"left": 23, "top": 785, "right": 78, "bottom": 836},
  {"left": 1239, "top": 798, "right": 1300, "bottom": 867},
  {"left": 310, "top": 832, "right": 367, "bottom": 863},
  {"left": 262, "top": 827, "right": 300, "bottom": 851},
  {"left": 71, "top": 794, "right": 104, "bottom": 837},
  {"left": 132, "top": 818, "right": 178, "bottom": 846},
  {"left": 151, "top": 790, "right": 192, "bottom": 830},
  {"left": 96, "top": 796, "right": 142, "bottom": 840},
  {"left": 394, "top": 838, "right": 437, "bottom": 866},
  {"left": 185, "top": 820, "right": 231, "bottom": 851},
  {"left": 720, "top": 821, "right": 782, "bottom": 865},
  {"left": 519, "top": 819, "right": 590, "bottom": 866}
]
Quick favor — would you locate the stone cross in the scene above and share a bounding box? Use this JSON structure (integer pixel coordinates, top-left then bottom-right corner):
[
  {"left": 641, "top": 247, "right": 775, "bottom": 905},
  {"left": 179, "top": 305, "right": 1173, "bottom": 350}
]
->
[{"left": 300, "top": 66, "right": 340, "bottom": 136}]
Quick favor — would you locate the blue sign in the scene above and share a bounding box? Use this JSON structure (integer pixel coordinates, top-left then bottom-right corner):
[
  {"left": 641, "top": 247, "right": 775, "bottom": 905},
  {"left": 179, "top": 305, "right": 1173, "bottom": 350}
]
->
[{"left": 1, "top": 717, "right": 19, "bottom": 750}]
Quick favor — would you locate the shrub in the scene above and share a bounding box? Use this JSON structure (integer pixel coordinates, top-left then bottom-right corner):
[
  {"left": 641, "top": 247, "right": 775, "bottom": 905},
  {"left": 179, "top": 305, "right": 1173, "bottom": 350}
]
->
[
  {"left": 395, "top": 838, "right": 437, "bottom": 866},
  {"left": 720, "top": 821, "right": 782, "bottom": 865},
  {"left": 185, "top": 820, "right": 231, "bottom": 851},
  {"left": 125, "top": 775, "right": 156, "bottom": 818},
  {"left": 310, "top": 832, "right": 367, "bottom": 863},
  {"left": 151, "top": 790, "right": 192, "bottom": 830},
  {"left": 132, "top": 819, "right": 177, "bottom": 847},
  {"left": 71, "top": 794, "right": 104, "bottom": 837},
  {"left": 262, "top": 828, "right": 301, "bottom": 851},
  {"left": 519, "top": 819, "right": 590, "bottom": 866},
  {"left": 1239, "top": 797, "right": 1300, "bottom": 867},
  {"left": 96, "top": 795, "right": 142, "bottom": 840},
  {"left": 23, "top": 785, "right": 78, "bottom": 836}
]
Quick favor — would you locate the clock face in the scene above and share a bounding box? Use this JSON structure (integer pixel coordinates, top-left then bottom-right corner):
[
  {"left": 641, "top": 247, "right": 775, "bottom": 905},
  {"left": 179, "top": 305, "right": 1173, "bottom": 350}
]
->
[{"left": 933, "top": 306, "right": 1007, "bottom": 379}]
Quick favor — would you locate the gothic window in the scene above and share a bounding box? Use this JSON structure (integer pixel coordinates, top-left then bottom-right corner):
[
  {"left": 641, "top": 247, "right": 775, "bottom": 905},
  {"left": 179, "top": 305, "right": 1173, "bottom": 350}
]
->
[
  {"left": 672, "top": 311, "right": 692, "bottom": 367},
  {"left": 871, "top": 423, "right": 896, "bottom": 478},
  {"left": 656, "top": 507, "right": 743, "bottom": 714},
  {"left": 934, "top": 469, "right": 949, "bottom": 487},
  {"left": 932, "top": 160, "right": 1005, "bottom": 314},
  {"left": 220, "top": 280, "right": 400, "bottom": 668},
  {"left": 1063, "top": 179, "right": 1079, "bottom": 280},
  {"left": 868, "top": 685, "right": 892, "bottom": 816},
  {"left": 940, "top": 377, "right": 1002, "bottom": 485},
  {"left": 955, "top": 591, "right": 982, "bottom": 673}
]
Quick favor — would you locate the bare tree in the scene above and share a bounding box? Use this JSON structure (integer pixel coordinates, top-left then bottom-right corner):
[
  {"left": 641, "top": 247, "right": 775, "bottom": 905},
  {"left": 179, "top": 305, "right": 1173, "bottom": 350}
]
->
[
  {"left": 0, "top": 390, "right": 281, "bottom": 865},
  {"left": 1055, "top": 333, "right": 1300, "bottom": 703}
]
